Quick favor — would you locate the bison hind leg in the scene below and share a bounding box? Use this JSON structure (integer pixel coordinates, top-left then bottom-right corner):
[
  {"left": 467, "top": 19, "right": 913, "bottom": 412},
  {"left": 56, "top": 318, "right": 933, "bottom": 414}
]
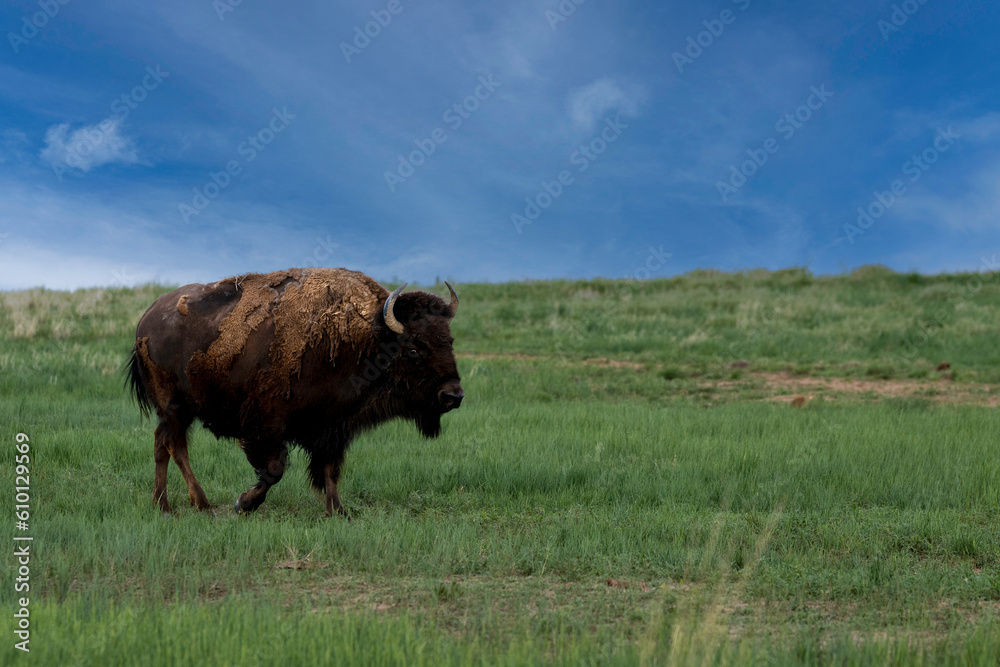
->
[
  {"left": 154, "top": 408, "right": 209, "bottom": 513},
  {"left": 153, "top": 421, "right": 172, "bottom": 514}
]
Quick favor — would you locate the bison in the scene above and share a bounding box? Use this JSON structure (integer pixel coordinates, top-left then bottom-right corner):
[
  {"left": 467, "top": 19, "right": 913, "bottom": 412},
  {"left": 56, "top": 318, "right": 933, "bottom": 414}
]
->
[{"left": 125, "top": 267, "right": 464, "bottom": 517}]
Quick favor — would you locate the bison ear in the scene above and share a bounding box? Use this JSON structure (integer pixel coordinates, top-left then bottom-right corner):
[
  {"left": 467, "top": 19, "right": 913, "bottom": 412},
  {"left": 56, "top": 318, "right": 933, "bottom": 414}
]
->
[
  {"left": 383, "top": 283, "right": 407, "bottom": 334},
  {"left": 444, "top": 281, "right": 459, "bottom": 318}
]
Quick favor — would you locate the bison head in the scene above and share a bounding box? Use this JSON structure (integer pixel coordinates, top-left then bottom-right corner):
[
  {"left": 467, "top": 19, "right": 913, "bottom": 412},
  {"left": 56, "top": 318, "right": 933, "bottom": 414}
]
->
[{"left": 381, "top": 282, "right": 463, "bottom": 437}]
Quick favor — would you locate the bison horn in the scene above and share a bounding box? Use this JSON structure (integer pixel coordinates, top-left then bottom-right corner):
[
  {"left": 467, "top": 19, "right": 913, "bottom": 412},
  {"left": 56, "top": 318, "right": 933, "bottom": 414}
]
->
[
  {"left": 444, "top": 281, "right": 459, "bottom": 317},
  {"left": 383, "top": 283, "right": 407, "bottom": 334}
]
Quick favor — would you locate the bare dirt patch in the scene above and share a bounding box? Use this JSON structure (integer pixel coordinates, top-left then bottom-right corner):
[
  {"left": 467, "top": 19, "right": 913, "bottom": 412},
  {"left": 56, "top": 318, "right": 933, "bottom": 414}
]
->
[
  {"left": 719, "top": 371, "right": 1000, "bottom": 407},
  {"left": 456, "top": 352, "right": 1000, "bottom": 406},
  {"left": 584, "top": 357, "right": 646, "bottom": 370},
  {"left": 606, "top": 578, "right": 652, "bottom": 591},
  {"left": 457, "top": 352, "right": 538, "bottom": 361},
  {"left": 458, "top": 353, "right": 645, "bottom": 370}
]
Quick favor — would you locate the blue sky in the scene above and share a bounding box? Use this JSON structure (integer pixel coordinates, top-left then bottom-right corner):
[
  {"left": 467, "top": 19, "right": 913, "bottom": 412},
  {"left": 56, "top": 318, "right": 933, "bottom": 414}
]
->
[{"left": 1, "top": 0, "right": 998, "bottom": 290}]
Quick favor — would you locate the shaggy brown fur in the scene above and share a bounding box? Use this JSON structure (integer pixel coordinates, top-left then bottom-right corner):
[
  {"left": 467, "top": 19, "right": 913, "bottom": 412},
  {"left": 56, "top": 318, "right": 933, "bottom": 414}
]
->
[
  {"left": 126, "top": 267, "right": 464, "bottom": 517},
  {"left": 187, "top": 268, "right": 385, "bottom": 404}
]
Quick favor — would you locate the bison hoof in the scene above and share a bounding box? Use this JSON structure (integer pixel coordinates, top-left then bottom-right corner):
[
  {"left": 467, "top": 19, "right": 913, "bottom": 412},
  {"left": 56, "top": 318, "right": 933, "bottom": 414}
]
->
[{"left": 235, "top": 493, "right": 263, "bottom": 514}]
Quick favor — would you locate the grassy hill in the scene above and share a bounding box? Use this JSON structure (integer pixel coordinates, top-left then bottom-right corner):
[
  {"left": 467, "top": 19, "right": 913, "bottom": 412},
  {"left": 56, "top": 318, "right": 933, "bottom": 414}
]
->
[{"left": 2, "top": 267, "right": 999, "bottom": 665}]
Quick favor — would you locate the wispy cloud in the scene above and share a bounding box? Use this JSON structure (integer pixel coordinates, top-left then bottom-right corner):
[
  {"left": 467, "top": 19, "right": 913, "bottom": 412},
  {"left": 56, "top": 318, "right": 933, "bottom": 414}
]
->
[
  {"left": 961, "top": 112, "right": 1000, "bottom": 143},
  {"left": 566, "top": 78, "right": 644, "bottom": 132},
  {"left": 0, "top": 130, "right": 30, "bottom": 164},
  {"left": 879, "top": 113, "right": 1000, "bottom": 232},
  {"left": 1, "top": 0, "right": 998, "bottom": 289},
  {"left": 896, "top": 159, "right": 1000, "bottom": 231},
  {"left": 40, "top": 119, "right": 141, "bottom": 174}
]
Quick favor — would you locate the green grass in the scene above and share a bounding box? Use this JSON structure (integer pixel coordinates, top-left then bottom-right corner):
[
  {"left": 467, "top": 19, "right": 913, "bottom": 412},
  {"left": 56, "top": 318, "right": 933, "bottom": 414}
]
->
[{"left": 2, "top": 267, "right": 1000, "bottom": 665}]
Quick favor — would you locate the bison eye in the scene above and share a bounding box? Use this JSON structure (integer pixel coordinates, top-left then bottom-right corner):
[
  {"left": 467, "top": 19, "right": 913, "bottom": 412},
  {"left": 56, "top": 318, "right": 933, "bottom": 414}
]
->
[{"left": 407, "top": 348, "right": 419, "bottom": 359}]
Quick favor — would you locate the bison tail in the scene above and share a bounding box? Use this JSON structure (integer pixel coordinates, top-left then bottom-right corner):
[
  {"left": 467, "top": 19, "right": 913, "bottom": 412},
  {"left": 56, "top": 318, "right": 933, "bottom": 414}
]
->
[{"left": 124, "top": 344, "right": 153, "bottom": 419}]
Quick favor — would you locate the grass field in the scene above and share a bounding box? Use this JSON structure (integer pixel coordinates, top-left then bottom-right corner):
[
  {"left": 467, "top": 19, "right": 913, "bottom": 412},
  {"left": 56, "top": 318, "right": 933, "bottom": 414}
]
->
[{"left": 2, "top": 266, "right": 1000, "bottom": 665}]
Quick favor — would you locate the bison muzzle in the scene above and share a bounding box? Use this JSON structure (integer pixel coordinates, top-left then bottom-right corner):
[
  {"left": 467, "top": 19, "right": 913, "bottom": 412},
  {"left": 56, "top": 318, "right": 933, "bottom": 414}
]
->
[{"left": 125, "top": 267, "right": 463, "bottom": 518}]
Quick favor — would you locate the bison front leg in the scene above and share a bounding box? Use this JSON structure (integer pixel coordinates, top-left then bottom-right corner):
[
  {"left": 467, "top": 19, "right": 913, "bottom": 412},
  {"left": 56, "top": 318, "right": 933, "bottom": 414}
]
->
[
  {"left": 235, "top": 443, "right": 287, "bottom": 514},
  {"left": 323, "top": 458, "right": 349, "bottom": 519},
  {"left": 307, "top": 441, "right": 350, "bottom": 519}
]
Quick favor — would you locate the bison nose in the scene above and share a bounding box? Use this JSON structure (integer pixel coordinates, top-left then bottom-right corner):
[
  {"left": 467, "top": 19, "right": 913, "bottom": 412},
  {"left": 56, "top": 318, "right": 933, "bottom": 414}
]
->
[{"left": 438, "top": 386, "right": 465, "bottom": 410}]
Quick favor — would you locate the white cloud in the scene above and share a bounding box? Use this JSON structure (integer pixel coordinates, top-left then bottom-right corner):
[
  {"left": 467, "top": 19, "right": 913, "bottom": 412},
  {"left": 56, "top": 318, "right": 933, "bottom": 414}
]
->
[
  {"left": 40, "top": 118, "right": 140, "bottom": 172},
  {"left": 566, "top": 78, "right": 644, "bottom": 132}
]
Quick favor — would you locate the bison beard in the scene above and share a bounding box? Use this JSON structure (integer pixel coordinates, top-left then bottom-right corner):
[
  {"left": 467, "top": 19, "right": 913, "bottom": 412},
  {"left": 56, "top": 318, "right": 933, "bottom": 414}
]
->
[
  {"left": 125, "top": 267, "right": 463, "bottom": 518},
  {"left": 416, "top": 413, "right": 442, "bottom": 439}
]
